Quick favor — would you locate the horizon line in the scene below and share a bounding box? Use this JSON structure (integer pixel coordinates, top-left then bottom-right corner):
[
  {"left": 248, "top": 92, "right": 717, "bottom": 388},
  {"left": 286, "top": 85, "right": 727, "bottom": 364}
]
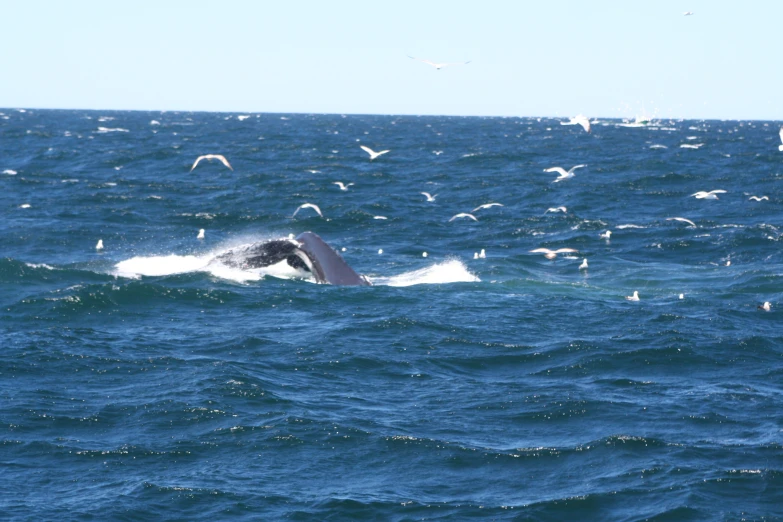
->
[{"left": 2, "top": 106, "right": 782, "bottom": 123}]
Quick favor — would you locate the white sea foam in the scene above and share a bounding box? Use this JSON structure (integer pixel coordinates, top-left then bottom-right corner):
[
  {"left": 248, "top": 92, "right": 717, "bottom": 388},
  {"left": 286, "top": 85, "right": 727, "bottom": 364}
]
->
[
  {"left": 371, "top": 259, "right": 480, "bottom": 287},
  {"left": 616, "top": 224, "right": 647, "bottom": 229},
  {"left": 96, "top": 127, "right": 130, "bottom": 133},
  {"left": 113, "top": 247, "right": 478, "bottom": 287}
]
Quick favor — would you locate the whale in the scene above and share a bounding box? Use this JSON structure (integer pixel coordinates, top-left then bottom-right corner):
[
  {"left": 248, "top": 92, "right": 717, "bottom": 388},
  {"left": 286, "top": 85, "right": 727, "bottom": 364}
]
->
[{"left": 216, "top": 231, "right": 371, "bottom": 286}]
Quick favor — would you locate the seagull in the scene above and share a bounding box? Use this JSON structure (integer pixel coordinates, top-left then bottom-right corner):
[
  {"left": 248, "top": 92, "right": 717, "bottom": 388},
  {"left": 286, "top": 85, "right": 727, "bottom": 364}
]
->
[
  {"left": 292, "top": 203, "right": 323, "bottom": 218},
  {"left": 545, "top": 206, "right": 568, "bottom": 214},
  {"left": 407, "top": 55, "right": 471, "bottom": 70},
  {"left": 197, "top": 229, "right": 205, "bottom": 240},
  {"left": 378, "top": 249, "right": 383, "bottom": 254},
  {"left": 690, "top": 190, "right": 726, "bottom": 199},
  {"left": 422, "top": 252, "right": 428, "bottom": 258},
  {"left": 683, "top": 11, "right": 694, "bottom": 16},
  {"left": 759, "top": 302, "right": 771, "bottom": 312},
  {"left": 779, "top": 127, "right": 783, "bottom": 151},
  {"left": 360, "top": 145, "right": 389, "bottom": 161},
  {"left": 748, "top": 196, "right": 769, "bottom": 201},
  {"left": 544, "top": 164, "right": 585, "bottom": 183},
  {"left": 561, "top": 115, "right": 591, "bottom": 133},
  {"left": 449, "top": 213, "right": 478, "bottom": 222},
  {"left": 421, "top": 192, "right": 437, "bottom": 202},
  {"left": 579, "top": 258, "right": 588, "bottom": 270},
  {"left": 333, "top": 181, "right": 354, "bottom": 191},
  {"left": 599, "top": 230, "right": 612, "bottom": 240},
  {"left": 96, "top": 239, "right": 104, "bottom": 250},
  {"left": 530, "top": 248, "right": 578, "bottom": 260},
  {"left": 373, "top": 215, "right": 388, "bottom": 220},
  {"left": 626, "top": 291, "right": 640, "bottom": 301},
  {"left": 479, "top": 249, "right": 486, "bottom": 259},
  {"left": 472, "top": 202, "right": 503, "bottom": 212},
  {"left": 667, "top": 217, "right": 697, "bottom": 227},
  {"left": 190, "top": 154, "right": 233, "bottom": 172}
]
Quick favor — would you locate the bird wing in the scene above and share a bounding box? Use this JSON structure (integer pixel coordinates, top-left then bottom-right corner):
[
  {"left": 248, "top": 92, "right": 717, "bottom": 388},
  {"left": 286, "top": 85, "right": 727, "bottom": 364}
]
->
[
  {"left": 554, "top": 248, "right": 578, "bottom": 254},
  {"left": 530, "top": 248, "right": 553, "bottom": 254},
  {"left": 360, "top": 145, "right": 375, "bottom": 156},
  {"left": 709, "top": 190, "right": 727, "bottom": 195},
  {"left": 190, "top": 156, "right": 205, "bottom": 172},
  {"left": 568, "top": 164, "right": 586, "bottom": 173},
  {"left": 779, "top": 127, "right": 782, "bottom": 143},
  {"left": 216, "top": 155, "right": 233, "bottom": 170},
  {"left": 544, "top": 167, "right": 568, "bottom": 177}
]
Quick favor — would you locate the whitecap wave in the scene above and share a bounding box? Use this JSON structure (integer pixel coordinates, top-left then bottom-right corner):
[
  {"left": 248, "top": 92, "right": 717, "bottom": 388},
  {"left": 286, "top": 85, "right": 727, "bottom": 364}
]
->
[
  {"left": 113, "top": 248, "right": 479, "bottom": 287},
  {"left": 96, "top": 127, "right": 130, "bottom": 133},
  {"left": 371, "top": 259, "right": 480, "bottom": 287}
]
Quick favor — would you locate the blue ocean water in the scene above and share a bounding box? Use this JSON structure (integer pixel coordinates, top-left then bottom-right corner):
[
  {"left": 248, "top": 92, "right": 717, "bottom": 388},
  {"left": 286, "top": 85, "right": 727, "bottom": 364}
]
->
[{"left": 1, "top": 109, "right": 782, "bottom": 520}]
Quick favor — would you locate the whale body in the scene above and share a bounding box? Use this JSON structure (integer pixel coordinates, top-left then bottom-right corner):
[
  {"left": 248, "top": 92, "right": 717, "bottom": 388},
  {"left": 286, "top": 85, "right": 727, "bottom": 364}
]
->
[{"left": 216, "top": 232, "right": 371, "bottom": 286}]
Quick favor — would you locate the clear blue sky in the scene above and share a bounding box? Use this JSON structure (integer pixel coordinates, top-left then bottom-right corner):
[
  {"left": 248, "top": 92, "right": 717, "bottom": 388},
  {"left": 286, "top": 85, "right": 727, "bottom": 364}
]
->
[{"left": 2, "top": 0, "right": 780, "bottom": 120}]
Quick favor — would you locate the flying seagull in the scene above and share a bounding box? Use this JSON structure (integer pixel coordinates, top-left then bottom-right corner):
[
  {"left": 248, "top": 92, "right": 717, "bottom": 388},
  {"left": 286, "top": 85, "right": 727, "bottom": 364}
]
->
[
  {"left": 544, "top": 164, "right": 586, "bottom": 183},
  {"left": 748, "top": 196, "right": 769, "bottom": 202},
  {"left": 190, "top": 154, "right": 233, "bottom": 172},
  {"left": 530, "top": 248, "right": 578, "bottom": 259},
  {"left": 561, "top": 115, "right": 591, "bottom": 133},
  {"left": 292, "top": 203, "right": 323, "bottom": 218},
  {"left": 626, "top": 291, "right": 640, "bottom": 301},
  {"left": 779, "top": 127, "right": 783, "bottom": 151},
  {"left": 333, "top": 182, "right": 354, "bottom": 191},
  {"left": 690, "top": 190, "right": 726, "bottom": 199},
  {"left": 407, "top": 55, "right": 471, "bottom": 70},
  {"left": 421, "top": 192, "right": 437, "bottom": 202},
  {"left": 360, "top": 145, "right": 389, "bottom": 161},
  {"left": 449, "top": 213, "right": 478, "bottom": 222},
  {"left": 472, "top": 202, "right": 503, "bottom": 212},
  {"left": 667, "top": 217, "right": 697, "bottom": 227},
  {"left": 545, "top": 206, "right": 568, "bottom": 214}
]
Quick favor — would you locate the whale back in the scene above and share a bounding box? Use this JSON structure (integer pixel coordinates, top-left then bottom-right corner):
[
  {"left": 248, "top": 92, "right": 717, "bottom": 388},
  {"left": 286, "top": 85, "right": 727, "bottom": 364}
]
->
[{"left": 296, "top": 232, "right": 370, "bottom": 286}]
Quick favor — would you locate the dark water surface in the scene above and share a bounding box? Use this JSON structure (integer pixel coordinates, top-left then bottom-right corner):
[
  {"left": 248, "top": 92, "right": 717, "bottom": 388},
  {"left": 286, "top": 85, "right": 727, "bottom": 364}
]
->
[{"left": 1, "top": 109, "right": 782, "bottom": 520}]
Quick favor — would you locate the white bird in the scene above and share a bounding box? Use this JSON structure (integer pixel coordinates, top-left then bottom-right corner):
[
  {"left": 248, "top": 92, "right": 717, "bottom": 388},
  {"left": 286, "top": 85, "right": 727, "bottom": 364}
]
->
[
  {"left": 449, "top": 213, "right": 478, "bottom": 222},
  {"left": 667, "top": 217, "right": 697, "bottom": 227},
  {"left": 544, "top": 164, "right": 586, "bottom": 183},
  {"left": 407, "top": 55, "right": 471, "bottom": 70},
  {"left": 690, "top": 190, "right": 726, "bottom": 199},
  {"left": 190, "top": 154, "right": 233, "bottom": 172},
  {"left": 479, "top": 249, "right": 486, "bottom": 259},
  {"left": 333, "top": 181, "right": 354, "bottom": 191},
  {"left": 545, "top": 206, "right": 568, "bottom": 214},
  {"left": 683, "top": 11, "right": 694, "bottom": 16},
  {"left": 378, "top": 249, "right": 383, "bottom": 254},
  {"left": 779, "top": 127, "right": 783, "bottom": 151},
  {"left": 759, "top": 301, "right": 771, "bottom": 312},
  {"left": 530, "top": 248, "right": 578, "bottom": 260},
  {"left": 422, "top": 252, "right": 428, "bottom": 258},
  {"left": 561, "top": 115, "right": 591, "bottom": 133},
  {"left": 360, "top": 145, "right": 389, "bottom": 161},
  {"left": 472, "top": 202, "right": 503, "bottom": 212},
  {"left": 95, "top": 239, "right": 104, "bottom": 250},
  {"left": 473, "top": 252, "right": 479, "bottom": 259},
  {"left": 292, "top": 203, "right": 323, "bottom": 218},
  {"left": 600, "top": 230, "right": 612, "bottom": 240},
  {"left": 373, "top": 215, "right": 388, "bottom": 220},
  {"left": 421, "top": 192, "right": 437, "bottom": 202},
  {"left": 197, "top": 229, "right": 205, "bottom": 240},
  {"left": 19, "top": 203, "right": 31, "bottom": 209},
  {"left": 748, "top": 196, "right": 769, "bottom": 201},
  {"left": 626, "top": 291, "right": 640, "bottom": 301},
  {"left": 579, "top": 258, "right": 588, "bottom": 270},
  {"left": 679, "top": 294, "right": 685, "bottom": 300}
]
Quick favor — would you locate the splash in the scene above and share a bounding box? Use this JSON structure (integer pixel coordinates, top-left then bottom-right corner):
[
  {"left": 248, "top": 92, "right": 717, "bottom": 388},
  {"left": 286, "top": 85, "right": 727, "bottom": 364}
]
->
[{"left": 371, "top": 259, "right": 480, "bottom": 287}]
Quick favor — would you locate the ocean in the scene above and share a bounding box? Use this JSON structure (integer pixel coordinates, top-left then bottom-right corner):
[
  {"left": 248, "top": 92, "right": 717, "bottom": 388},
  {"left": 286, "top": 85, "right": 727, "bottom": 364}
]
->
[{"left": 1, "top": 109, "right": 781, "bottom": 520}]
